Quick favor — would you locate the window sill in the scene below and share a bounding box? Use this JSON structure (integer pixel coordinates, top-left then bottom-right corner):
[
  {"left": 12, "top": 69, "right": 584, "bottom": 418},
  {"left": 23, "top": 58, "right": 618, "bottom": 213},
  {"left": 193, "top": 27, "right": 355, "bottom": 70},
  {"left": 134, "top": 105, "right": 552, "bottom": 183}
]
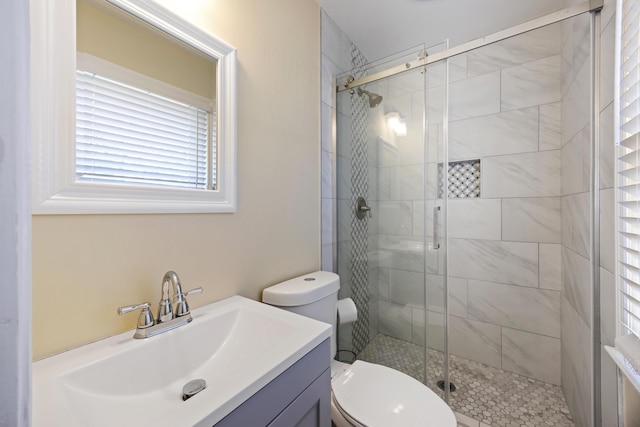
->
[
  {"left": 605, "top": 344, "right": 640, "bottom": 395},
  {"left": 33, "top": 182, "right": 236, "bottom": 215}
]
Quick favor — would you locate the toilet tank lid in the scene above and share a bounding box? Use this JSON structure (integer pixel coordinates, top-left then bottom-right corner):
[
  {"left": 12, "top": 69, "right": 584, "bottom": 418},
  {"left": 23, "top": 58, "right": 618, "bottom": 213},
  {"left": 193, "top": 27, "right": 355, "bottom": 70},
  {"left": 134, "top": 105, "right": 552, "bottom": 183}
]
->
[{"left": 262, "top": 271, "right": 340, "bottom": 306}]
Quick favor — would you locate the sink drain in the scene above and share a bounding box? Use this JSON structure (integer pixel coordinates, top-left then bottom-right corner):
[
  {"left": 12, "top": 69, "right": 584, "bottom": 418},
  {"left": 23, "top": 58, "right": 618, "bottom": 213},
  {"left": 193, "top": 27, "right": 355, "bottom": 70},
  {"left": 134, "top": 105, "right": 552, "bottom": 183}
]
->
[
  {"left": 437, "top": 380, "right": 456, "bottom": 392},
  {"left": 182, "top": 379, "right": 207, "bottom": 401}
]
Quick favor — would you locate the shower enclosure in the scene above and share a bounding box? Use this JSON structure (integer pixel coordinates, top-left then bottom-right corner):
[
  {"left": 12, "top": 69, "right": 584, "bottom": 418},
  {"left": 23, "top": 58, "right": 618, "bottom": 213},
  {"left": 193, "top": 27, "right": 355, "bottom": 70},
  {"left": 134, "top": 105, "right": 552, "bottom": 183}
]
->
[{"left": 329, "top": 2, "right": 603, "bottom": 426}]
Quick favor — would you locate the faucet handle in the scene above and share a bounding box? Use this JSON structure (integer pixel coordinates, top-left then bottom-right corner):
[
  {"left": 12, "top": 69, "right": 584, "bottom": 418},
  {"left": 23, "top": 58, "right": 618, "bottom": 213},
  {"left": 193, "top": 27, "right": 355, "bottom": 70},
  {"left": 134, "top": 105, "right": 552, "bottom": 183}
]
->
[
  {"left": 118, "top": 302, "right": 155, "bottom": 329},
  {"left": 179, "top": 287, "right": 203, "bottom": 299},
  {"left": 175, "top": 287, "right": 203, "bottom": 317}
]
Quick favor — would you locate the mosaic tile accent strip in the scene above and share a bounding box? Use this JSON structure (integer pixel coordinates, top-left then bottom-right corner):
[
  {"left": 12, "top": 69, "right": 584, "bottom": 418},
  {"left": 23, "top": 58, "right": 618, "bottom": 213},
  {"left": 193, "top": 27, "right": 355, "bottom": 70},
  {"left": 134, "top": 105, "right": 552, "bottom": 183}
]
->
[
  {"left": 358, "top": 334, "right": 574, "bottom": 427},
  {"left": 349, "top": 42, "right": 372, "bottom": 355},
  {"left": 439, "top": 160, "right": 481, "bottom": 199}
]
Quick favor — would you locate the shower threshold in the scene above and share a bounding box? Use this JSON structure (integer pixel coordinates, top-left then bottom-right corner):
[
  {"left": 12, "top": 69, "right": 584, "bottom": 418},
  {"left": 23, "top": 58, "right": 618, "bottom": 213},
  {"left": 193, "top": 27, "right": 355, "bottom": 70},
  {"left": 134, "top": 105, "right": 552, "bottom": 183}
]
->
[{"left": 357, "top": 334, "right": 574, "bottom": 427}]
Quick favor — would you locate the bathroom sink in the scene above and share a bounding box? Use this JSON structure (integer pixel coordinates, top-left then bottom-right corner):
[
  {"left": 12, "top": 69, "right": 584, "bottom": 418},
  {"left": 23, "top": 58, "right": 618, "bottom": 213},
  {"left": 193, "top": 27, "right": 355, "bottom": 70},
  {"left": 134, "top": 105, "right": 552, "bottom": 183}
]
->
[{"left": 33, "top": 295, "right": 331, "bottom": 427}]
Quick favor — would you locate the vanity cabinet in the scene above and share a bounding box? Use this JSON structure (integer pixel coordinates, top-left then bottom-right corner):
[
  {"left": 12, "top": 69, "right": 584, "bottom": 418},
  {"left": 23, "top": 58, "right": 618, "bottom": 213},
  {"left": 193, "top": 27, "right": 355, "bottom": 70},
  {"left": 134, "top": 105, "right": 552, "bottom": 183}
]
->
[{"left": 215, "top": 339, "right": 331, "bottom": 427}]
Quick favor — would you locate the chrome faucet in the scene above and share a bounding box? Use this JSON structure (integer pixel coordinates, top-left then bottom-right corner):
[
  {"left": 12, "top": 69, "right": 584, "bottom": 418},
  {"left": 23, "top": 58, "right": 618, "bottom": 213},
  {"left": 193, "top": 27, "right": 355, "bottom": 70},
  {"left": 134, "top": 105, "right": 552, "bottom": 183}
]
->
[
  {"left": 157, "top": 270, "right": 202, "bottom": 322},
  {"left": 118, "top": 271, "right": 203, "bottom": 339}
]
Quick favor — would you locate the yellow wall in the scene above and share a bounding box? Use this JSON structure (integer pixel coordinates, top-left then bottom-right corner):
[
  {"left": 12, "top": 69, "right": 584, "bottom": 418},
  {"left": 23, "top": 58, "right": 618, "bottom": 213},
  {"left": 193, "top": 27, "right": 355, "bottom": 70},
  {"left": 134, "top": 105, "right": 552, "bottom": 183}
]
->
[
  {"left": 77, "top": 0, "right": 216, "bottom": 99},
  {"left": 32, "top": 0, "right": 321, "bottom": 359}
]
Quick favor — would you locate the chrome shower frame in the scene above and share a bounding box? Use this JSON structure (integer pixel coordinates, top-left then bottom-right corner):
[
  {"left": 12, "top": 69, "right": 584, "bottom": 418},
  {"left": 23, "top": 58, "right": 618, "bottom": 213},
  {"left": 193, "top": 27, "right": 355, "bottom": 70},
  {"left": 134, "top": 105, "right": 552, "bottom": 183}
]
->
[{"left": 336, "top": 0, "right": 604, "bottom": 93}]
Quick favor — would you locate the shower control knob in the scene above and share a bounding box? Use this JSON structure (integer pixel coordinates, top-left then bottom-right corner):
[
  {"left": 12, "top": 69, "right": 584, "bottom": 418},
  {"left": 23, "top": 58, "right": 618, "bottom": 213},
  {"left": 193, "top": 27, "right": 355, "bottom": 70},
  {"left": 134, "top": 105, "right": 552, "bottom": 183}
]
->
[{"left": 355, "top": 197, "right": 372, "bottom": 220}]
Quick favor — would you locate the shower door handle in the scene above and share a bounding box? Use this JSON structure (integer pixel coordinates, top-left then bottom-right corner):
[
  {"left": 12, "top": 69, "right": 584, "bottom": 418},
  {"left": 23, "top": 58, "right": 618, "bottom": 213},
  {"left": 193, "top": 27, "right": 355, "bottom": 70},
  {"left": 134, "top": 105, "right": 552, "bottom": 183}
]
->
[{"left": 433, "top": 206, "right": 441, "bottom": 250}]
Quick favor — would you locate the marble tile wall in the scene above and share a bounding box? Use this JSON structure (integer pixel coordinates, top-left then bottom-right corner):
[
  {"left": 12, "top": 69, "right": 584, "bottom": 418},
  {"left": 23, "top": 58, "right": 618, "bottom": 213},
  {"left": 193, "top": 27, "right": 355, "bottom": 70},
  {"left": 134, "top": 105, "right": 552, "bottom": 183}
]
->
[
  {"left": 467, "top": 280, "right": 561, "bottom": 338},
  {"left": 502, "top": 327, "right": 562, "bottom": 385},
  {"left": 321, "top": 11, "right": 381, "bottom": 357},
  {"left": 449, "top": 239, "right": 540, "bottom": 288},
  {"left": 448, "top": 199, "right": 501, "bottom": 240},
  {"left": 449, "top": 25, "right": 563, "bottom": 384},
  {"left": 321, "top": 11, "right": 347, "bottom": 354},
  {"left": 501, "top": 55, "right": 562, "bottom": 111},
  {"left": 482, "top": 151, "right": 562, "bottom": 198},
  {"left": 320, "top": 10, "right": 348, "bottom": 273},
  {"left": 448, "top": 107, "right": 539, "bottom": 159}
]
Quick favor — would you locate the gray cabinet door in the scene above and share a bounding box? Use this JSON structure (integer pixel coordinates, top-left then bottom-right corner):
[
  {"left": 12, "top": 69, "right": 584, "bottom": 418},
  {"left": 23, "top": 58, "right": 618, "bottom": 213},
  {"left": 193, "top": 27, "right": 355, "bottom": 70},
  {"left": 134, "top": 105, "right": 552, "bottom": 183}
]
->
[
  {"left": 268, "top": 369, "right": 330, "bottom": 427},
  {"left": 215, "top": 339, "right": 330, "bottom": 426}
]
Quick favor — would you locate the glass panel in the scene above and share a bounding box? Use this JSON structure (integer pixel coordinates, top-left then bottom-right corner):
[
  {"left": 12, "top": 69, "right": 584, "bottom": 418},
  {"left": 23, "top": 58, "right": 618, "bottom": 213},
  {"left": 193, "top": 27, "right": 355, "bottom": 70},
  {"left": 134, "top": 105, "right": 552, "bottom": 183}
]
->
[
  {"left": 424, "top": 57, "right": 449, "bottom": 400},
  {"left": 334, "top": 12, "right": 596, "bottom": 425},
  {"left": 335, "top": 52, "right": 433, "bottom": 386}
]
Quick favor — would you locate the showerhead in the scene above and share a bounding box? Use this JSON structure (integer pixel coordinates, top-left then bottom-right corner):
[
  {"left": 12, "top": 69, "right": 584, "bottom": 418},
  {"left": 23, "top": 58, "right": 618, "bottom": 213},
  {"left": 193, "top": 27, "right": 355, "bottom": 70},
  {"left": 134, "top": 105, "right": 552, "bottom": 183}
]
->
[{"left": 357, "top": 87, "right": 383, "bottom": 108}]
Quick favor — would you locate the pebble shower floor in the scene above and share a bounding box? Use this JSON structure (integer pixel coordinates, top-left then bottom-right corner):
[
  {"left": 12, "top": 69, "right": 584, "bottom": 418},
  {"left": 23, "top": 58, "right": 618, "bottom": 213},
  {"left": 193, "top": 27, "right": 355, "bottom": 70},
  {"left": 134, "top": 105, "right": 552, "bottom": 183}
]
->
[{"left": 357, "top": 334, "right": 574, "bottom": 427}]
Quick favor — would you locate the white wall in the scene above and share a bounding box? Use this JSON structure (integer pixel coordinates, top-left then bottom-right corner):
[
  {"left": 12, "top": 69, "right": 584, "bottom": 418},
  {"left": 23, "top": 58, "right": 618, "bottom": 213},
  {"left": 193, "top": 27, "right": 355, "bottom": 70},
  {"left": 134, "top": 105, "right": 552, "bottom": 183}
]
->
[
  {"left": 0, "top": 1, "right": 31, "bottom": 425},
  {"left": 317, "top": 0, "right": 562, "bottom": 61}
]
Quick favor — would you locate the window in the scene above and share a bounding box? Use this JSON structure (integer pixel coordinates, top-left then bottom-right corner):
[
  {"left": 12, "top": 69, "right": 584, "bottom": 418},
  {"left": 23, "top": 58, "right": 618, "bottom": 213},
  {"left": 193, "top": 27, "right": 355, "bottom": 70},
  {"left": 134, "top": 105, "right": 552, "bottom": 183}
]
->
[
  {"left": 76, "top": 63, "right": 215, "bottom": 190},
  {"left": 31, "top": 0, "right": 237, "bottom": 215},
  {"left": 616, "top": 0, "right": 640, "bottom": 373}
]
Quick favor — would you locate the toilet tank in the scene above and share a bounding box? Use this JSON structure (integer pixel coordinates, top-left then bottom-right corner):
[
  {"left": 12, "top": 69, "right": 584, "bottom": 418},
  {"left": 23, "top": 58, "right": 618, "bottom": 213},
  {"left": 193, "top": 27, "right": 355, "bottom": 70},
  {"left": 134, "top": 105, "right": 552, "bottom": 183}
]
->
[{"left": 262, "top": 271, "right": 340, "bottom": 356}]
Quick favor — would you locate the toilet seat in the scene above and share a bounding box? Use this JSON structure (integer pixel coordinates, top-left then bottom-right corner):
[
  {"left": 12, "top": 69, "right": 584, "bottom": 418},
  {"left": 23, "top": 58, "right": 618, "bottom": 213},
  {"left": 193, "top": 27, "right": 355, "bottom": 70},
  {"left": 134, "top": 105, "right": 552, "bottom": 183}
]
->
[{"left": 331, "top": 360, "right": 457, "bottom": 427}]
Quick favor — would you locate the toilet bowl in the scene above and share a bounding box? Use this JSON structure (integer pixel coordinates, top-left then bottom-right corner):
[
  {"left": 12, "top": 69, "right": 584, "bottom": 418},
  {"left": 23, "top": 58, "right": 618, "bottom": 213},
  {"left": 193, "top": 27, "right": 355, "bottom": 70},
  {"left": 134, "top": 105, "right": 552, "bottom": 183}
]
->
[{"left": 262, "top": 271, "right": 457, "bottom": 427}]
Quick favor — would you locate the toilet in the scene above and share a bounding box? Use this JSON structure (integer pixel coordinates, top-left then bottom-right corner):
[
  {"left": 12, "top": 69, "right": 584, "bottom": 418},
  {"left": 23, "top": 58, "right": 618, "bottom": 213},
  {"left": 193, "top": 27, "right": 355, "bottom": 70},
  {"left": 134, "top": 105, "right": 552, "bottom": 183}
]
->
[{"left": 262, "top": 271, "right": 457, "bottom": 427}]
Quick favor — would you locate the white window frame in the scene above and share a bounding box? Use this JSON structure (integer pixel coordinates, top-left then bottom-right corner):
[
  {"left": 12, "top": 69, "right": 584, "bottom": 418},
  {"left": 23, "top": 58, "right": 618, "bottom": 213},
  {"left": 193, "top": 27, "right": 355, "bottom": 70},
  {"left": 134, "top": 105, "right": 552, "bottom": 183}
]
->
[
  {"left": 608, "top": 0, "right": 640, "bottom": 393},
  {"left": 31, "top": 0, "right": 237, "bottom": 214}
]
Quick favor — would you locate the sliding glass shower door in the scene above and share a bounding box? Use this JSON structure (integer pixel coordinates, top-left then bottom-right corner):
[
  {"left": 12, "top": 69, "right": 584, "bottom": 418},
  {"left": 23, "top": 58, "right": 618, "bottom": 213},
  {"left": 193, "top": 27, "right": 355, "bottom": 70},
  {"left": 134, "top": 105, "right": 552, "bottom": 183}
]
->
[
  {"left": 334, "top": 49, "right": 448, "bottom": 394},
  {"left": 333, "top": 9, "right": 597, "bottom": 425}
]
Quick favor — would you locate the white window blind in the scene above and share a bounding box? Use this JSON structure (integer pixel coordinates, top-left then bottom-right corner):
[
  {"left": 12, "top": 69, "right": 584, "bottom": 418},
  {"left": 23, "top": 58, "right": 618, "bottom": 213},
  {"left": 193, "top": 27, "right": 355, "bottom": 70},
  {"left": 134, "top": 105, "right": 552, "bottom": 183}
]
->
[
  {"left": 617, "top": 0, "right": 640, "bottom": 370},
  {"left": 76, "top": 69, "right": 216, "bottom": 190}
]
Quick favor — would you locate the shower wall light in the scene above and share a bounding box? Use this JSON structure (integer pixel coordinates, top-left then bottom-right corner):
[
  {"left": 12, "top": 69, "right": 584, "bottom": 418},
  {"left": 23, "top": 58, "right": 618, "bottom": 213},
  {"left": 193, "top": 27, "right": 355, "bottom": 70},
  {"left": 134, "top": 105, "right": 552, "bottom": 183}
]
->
[{"left": 386, "top": 112, "right": 407, "bottom": 137}]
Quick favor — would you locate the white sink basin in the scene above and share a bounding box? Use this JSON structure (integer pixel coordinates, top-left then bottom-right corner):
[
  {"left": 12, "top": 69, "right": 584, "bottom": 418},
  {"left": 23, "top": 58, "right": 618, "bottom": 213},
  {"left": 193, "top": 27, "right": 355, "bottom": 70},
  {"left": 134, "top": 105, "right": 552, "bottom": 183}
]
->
[{"left": 33, "top": 295, "right": 331, "bottom": 427}]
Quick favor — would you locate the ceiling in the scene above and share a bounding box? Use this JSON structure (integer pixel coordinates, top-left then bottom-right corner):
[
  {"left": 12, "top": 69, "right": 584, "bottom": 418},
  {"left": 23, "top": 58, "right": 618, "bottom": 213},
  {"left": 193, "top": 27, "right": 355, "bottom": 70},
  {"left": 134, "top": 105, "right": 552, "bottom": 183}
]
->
[{"left": 315, "top": 0, "right": 563, "bottom": 62}]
